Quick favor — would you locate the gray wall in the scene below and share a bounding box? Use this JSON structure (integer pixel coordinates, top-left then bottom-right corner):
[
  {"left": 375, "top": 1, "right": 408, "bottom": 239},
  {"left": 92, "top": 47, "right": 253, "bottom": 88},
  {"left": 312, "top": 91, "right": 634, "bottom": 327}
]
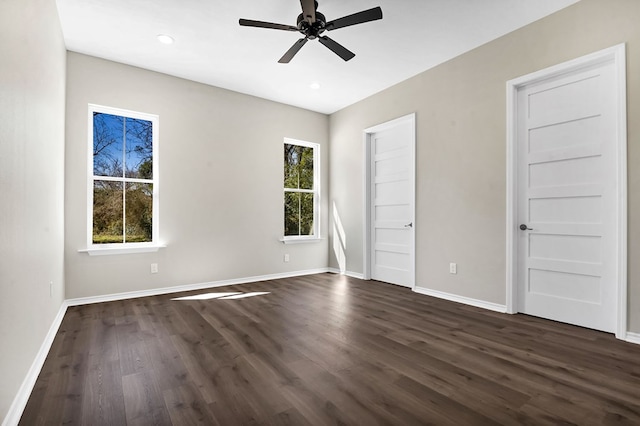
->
[
  {"left": 329, "top": 0, "right": 640, "bottom": 330},
  {"left": 65, "top": 53, "right": 329, "bottom": 299},
  {"left": 0, "top": 0, "right": 67, "bottom": 421}
]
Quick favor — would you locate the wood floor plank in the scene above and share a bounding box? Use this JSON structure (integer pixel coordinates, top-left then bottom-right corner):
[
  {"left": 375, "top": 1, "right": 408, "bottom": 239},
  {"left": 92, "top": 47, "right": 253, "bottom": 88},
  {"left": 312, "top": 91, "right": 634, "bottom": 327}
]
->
[
  {"left": 163, "top": 383, "right": 220, "bottom": 425},
  {"left": 332, "top": 362, "right": 457, "bottom": 425},
  {"left": 271, "top": 407, "right": 313, "bottom": 426},
  {"left": 20, "top": 273, "right": 640, "bottom": 425},
  {"left": 121, "top": 371, "right": 172, "bottom": 426},
  {"left": 168, "top": 334, "right": 220, "bottom": 405},
  {"left": 146, "top": 335, "right": 190, "bottom": 392},
  {"left": 116, "top": 321, "right": 153, "bottom": 376},
  {"left": 286, "top": 358, "right": 383, "bottom": 425},
  {"left": 81, "top": 357, "right": 126, "bottom": 425},
  {"left": 58, "top": 352, "right": 89, "bottom": 425}
]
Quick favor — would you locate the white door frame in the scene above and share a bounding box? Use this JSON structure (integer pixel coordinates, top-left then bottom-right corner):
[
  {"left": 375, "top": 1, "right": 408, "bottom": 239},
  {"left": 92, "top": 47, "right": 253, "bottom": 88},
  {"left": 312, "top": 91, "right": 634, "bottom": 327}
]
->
[
  {"left": 363, "top": 113, "right": 416, "bottom": 287},
  {"left": 505, "top": 44, "right": 628, "bottom": 339}
]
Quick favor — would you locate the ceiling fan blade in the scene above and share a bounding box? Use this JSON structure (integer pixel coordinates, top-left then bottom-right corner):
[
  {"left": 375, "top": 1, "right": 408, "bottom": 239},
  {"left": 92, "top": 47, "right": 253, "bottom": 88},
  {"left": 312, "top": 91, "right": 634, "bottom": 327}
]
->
[
  {"left": 278, "top": 38, "right": 309, "bottom": 63},
  {"left": 239, "top": 18, "right": 298, "bottom": 31},
  {"left": 318, "top": 36, "right": 355, "bottom": 61},
  {"left": 325, "top": 6, "right": 383, "bottom": 31},
  {"left": 300, "top": 0, "right": 316, "bottom": 24}
]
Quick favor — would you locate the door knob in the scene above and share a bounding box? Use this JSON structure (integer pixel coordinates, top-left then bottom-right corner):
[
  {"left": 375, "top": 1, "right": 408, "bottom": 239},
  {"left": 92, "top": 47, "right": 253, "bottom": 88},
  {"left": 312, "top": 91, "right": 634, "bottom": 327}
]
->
[{"left": 519, "top": 224, "right": 533, "bottom": 231}]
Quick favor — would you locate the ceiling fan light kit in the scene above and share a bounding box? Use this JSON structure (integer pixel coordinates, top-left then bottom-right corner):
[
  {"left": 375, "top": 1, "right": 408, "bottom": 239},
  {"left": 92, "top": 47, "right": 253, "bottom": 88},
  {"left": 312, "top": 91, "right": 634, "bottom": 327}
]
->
[{"left": 239, "top": 0, "right": 383, "bottom": 63}]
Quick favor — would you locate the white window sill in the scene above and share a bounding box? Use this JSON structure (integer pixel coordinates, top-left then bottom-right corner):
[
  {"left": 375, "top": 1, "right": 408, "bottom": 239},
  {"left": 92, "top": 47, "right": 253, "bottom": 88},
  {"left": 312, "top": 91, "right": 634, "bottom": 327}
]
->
[
  {"left": 79, "top": 244, "right": 166, "bottom": 256},
  {"left": 279, "top": 237, "right": 324, "bottom": 245}
]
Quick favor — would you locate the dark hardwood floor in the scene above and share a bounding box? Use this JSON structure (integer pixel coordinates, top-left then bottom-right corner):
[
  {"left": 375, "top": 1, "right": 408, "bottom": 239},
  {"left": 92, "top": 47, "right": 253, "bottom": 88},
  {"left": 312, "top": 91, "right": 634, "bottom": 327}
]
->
[{"left": 20, "top": 273, "right": 640, "bottom": 425}]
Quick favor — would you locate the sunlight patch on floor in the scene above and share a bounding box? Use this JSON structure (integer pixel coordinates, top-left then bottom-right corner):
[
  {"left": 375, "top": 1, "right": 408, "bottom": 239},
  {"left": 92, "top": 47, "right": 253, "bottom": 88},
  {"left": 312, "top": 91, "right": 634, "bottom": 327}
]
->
[
  {"left": 218, "top": 292, "right": 270, "bottom": 300},
  {"left": 172, "top": 291, "right": 270, "bottom": 301}
]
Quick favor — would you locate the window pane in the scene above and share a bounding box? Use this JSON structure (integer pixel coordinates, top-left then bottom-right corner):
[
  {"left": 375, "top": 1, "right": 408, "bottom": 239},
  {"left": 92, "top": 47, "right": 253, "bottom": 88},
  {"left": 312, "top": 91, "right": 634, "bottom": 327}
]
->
[
  {"left": 93, "top": 113, "right": 124, "bottom": 177},
  {"left": 125, "top": 117, "right": 153, "bottom": 179},
  {"left": 284, "top": 143, "right": 299, "bottom": 189},
  {"left": 284, "top": 144, "right": 313, "bottom": 190},
  {"left": 298, "top": 147, "right": 314, "bottom": 190},
  {"left": 93, "top": 180, "right": 123, "bottom": 244},
  {"left": 125, "top": 182, "right": 153, "bottom": 242},
  {"left": 284, "top": 191, "right": 300, "bottom": 236},
  {"left": 300, "top": 193, "right": 314, "bottom": 235}
]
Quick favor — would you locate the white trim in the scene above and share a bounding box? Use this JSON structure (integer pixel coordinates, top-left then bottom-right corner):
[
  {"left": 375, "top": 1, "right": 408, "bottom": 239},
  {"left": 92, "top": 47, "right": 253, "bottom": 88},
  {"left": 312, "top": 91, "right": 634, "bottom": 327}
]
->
[
  {"left": 79, "top": 243, "right": 166, "bottom": 256},
  {"left": 2, "top": 302, "right": 68, "bottom": 426},
  {"left": 362, "top": 113, "right": 416, "bottom": 286},
  {"left": 625, "top": 332, "right": 640, "bottom": 346},
  {"left": 505, "top": 43, "right": 628, "bottom": 337},
  {"left": 65, "top": 268, "right": 331, "bottom": 306},
  {"left": 328, "top": 267, "right": 365, "bottom": 280},
  {"left": 279, "top": 237, "right": 324, "bottom": 244},
  {"left": 505, "top": 77, "right": 518, "bottom": 315},
  {"left": 414, "top": 286, "right": 507, "bottom": 314},
  {"left": 614, "top": 46, "right": 629, "bottom": 341},
  {"left": 363, "top": 131, "right": 372, "bottom": 280}
]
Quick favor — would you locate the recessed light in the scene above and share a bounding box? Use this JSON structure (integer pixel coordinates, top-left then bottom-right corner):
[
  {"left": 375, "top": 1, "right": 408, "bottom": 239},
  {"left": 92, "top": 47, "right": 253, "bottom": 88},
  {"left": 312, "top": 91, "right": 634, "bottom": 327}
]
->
[
  {"left": 310, "top": 82, "right": 321, "bottom": 90},
  {"left": 157, "top": 34, "right": 174, "bottom": 45}
]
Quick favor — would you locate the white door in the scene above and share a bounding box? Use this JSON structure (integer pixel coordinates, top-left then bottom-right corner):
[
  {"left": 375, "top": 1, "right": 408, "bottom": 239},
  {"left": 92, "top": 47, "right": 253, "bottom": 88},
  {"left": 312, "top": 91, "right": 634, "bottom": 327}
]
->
[
  {"left": 367, "top": 114, "right": 415, "bottom": 288},
  {"left": 515, "top": 57, "right": 622, "bottom": 333}
]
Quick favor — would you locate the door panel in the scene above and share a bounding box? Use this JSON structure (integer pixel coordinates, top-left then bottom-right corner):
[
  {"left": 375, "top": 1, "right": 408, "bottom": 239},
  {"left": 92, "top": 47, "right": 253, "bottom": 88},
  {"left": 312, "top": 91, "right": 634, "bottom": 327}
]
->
[
  {"left": 528, "top": 75, "right": 601, "bottom": 124},
  {"left": 528, "top": 115, "right": 602, "bottom": 153},
  {"left": 529, "top": 196, "right": 602, "bottom": 223},
  {"left": 528, "top": 269, "right": 601, "bottom": 303},
  {"left": 529, "top": 234, "right": 601, "bottom": 263},
  {"left": 517, "top": 62, "right": 617, "bottom": 333},
  {"left": 369, "top": 117, "right": 415, "bottom": 288}
]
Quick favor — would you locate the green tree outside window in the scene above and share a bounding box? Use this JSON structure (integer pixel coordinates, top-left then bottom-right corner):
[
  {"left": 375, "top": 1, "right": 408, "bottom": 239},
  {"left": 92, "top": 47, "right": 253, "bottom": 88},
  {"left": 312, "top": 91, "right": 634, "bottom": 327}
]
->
[{"left": 284, "top": 142, "right": 317, "bottom": 237}]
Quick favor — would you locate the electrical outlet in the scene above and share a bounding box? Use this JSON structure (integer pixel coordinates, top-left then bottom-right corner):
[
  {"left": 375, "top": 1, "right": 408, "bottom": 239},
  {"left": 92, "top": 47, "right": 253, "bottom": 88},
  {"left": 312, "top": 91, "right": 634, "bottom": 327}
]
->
[
  {"left": 449, "top": 263, "right": 457, "bottom": 274},
  {"left": 284, "top": 254, "right": 290, "bottom": 262},
  {"left": 150, "top": 263, "right": 159, "bottom": 274}
]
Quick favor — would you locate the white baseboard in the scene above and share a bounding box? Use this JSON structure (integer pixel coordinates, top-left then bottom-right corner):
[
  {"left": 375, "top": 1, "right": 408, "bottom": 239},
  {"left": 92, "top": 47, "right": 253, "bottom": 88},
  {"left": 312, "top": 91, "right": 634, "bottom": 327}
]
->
[
  {"left": 327, "top": 268, "right": 365, "bottom": 280},
  {"left": 65, "top": 268, "right": 330, "bottom": 306},
  {"left": 413, "top": 286, "right": 507, "bottom": 313},
  {"left": 3, "top": 302, "right": 68, "bottom": 426},
  {"left": 625, "top": 332, "right": 640, "bottom": 345}
]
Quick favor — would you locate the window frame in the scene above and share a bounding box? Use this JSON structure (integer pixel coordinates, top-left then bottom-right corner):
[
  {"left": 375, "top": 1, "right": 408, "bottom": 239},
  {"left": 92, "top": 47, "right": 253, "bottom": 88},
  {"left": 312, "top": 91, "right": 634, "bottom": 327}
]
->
[
  {"left": 83, "top": 104, "right": 161, "bottom": 255},
  {"left": 283, "top": 138, "right": 321, "bottom": 242}
]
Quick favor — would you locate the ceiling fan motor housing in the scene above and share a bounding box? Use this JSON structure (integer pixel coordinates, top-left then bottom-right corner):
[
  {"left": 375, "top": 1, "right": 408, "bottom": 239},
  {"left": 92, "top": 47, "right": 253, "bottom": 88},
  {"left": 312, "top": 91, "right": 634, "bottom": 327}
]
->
[{"left": 297, "top": 12, "right": 326, "bottom": 39}]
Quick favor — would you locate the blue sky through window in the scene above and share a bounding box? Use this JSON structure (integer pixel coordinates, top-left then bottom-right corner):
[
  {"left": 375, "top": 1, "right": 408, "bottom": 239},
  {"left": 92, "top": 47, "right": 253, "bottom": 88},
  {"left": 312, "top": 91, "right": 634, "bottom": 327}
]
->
[{"left": 93, "top": 112, "right": 152, "bottom": 179}]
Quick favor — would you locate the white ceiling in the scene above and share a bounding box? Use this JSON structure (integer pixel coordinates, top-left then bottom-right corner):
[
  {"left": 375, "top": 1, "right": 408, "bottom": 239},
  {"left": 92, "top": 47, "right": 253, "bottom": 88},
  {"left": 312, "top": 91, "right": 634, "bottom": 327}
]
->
[{"left": 55, "top": 0, "right": 580, "bottom": 114}]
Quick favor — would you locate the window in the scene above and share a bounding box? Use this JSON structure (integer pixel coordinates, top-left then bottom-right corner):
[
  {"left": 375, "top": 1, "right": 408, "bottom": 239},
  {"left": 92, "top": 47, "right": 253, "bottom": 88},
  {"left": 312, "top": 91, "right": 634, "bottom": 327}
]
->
[
  {"left": 283, "top": 139, "right": 319, "bottom": 240},
  {"left": 87, "top": 105, "right": 159, "bottom": 251}
]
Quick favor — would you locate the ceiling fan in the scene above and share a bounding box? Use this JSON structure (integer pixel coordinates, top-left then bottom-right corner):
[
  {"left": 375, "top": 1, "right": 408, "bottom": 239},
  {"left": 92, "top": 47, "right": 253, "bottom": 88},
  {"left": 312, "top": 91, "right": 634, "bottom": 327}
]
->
[{"left": 239, "top": 0, "right": 383, "bottom": 63}]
